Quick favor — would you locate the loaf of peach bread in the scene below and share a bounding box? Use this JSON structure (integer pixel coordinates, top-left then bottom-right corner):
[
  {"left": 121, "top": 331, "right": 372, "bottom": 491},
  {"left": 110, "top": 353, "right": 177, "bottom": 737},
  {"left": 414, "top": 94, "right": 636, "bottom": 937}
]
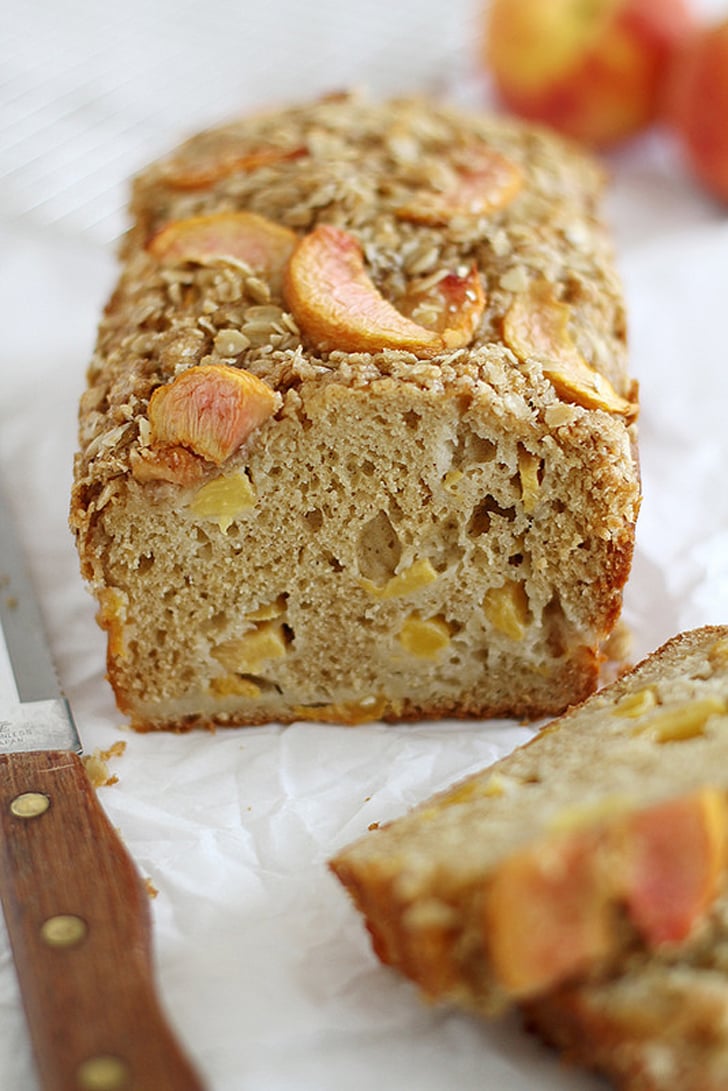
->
[
  {"left": 330, "top": 627, "right": 728, "bottom": 1019},
  {"left": 70, "top": 93, "right": 639, "bottom": 730}
]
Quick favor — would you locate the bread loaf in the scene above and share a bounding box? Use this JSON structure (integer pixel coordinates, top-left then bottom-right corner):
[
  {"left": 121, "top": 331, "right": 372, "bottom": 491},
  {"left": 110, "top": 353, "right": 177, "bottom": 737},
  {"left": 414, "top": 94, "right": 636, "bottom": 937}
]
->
[
  {"left": 330, "top": 627, "right": 728, "bottom": 1016},
  {"left": 70, "top": 93, "right": 639, "bottom": 730}
]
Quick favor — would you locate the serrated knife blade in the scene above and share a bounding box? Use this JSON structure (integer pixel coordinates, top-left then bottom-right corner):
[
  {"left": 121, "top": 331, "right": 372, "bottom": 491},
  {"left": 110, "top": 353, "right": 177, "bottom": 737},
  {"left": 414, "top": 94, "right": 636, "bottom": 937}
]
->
[{"left": 0, "top": 487, "right": 205, "bottom": 1091}]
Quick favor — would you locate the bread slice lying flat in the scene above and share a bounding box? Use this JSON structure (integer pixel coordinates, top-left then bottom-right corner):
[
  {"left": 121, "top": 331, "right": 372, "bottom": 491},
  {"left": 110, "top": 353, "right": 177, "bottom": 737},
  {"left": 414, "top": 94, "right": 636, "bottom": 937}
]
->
[
  {"left": 524, "top": 890, "right": 728, "bottom": 1091},
  {"left": 330, "top": 626, "right": 728, "bottom": 1016}
]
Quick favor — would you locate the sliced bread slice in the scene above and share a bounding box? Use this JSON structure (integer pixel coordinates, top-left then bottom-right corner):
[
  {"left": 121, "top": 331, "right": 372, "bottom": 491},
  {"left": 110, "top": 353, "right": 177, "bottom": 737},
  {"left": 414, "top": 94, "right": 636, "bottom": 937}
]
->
[{"left": 330, "top": 626, "right": 728, "bottom": 1015}]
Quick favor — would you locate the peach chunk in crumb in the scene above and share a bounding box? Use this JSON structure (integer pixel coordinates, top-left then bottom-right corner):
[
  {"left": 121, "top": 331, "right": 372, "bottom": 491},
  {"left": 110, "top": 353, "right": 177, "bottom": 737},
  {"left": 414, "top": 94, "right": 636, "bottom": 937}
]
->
[
  {"left": 283, "top": 224, "right": 482, "bottom": 356},
  {"left": 623, "top": 789, "right": 727, "bottom": 947},
  {"left": 147, "top": 211, "right": 297, "bottom": 282},
  {"left": 148, "top": 364, "right": 279, "bottom": 465},
  {"left": 485, "top": 788, "right": 727, "bottom": 999},
  {"left": 503, "top": 282, "right": 637, "bottom": 421},
  {"left": 486, "top": 826, "right": 615, "bottom": 996},
  {"left": 396, "top": 144, "right": 523, "bottom": 224}
]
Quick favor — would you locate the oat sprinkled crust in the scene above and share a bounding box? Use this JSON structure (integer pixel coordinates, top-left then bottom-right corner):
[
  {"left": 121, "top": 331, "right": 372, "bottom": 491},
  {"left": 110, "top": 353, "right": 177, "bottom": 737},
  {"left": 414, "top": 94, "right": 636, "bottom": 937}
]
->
[{"left": 70, "top": 92, "right": 640, "bottom": 731}]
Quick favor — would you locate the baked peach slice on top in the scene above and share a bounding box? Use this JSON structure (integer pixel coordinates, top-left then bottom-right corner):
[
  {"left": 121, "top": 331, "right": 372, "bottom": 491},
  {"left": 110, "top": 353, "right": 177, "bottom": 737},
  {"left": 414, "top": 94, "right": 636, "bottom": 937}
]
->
[
  {"left": 160, "top": 143, "right": 307, "bottom": 190},
  {"left": 147, "top": 364, "right": 279, "bottom": 464},
  {"left": 132, "top": 365, "right": 279, "bottom": 485},
  {"left": 147, "top": 211, "right": 297, "bottom": 282},
  {"left": 283, "top": 224, "right": 485, "bottom": 357},
  {"left": 399, "top": 266, "right": 485, "bottom": 351},
  {"left": 503, "top": 280, "right": 637, "bottom": 420},
  {"left": 396, "top": 143, "right": 523, "bottom": 224}
]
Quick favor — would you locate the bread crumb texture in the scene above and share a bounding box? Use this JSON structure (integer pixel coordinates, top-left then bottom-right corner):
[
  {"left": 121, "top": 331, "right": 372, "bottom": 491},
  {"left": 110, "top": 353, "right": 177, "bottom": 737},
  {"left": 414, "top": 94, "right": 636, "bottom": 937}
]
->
[
  {"left": 330, "top": 627, "right": 728, "bottom": 1044},
  {"left": 70, "top": 92, "right": 640, "bottom": 730},
  {"left": 81, "top": 741, "right": 127, "bottom": 787}
]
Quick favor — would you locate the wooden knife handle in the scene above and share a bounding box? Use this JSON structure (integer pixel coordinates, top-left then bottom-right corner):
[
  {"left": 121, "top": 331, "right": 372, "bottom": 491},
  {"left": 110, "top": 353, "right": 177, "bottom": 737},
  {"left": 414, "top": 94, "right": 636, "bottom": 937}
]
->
[{"left": 0, "top": 750, "right": 206, "bottom": 1091}]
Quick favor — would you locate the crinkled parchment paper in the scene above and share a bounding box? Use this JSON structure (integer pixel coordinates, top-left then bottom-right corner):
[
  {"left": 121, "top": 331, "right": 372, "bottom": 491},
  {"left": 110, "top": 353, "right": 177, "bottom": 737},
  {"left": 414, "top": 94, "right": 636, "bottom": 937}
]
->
[{"left": 1, "top": 0, "right": 727, "bottom": 1087}]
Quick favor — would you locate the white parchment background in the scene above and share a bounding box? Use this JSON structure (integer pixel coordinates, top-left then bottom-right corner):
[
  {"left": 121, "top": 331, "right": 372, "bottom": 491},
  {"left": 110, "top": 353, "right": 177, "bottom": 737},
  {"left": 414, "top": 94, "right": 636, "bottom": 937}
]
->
[{"left": 1, "top": 1, "right": 728, "bottom": 1088}]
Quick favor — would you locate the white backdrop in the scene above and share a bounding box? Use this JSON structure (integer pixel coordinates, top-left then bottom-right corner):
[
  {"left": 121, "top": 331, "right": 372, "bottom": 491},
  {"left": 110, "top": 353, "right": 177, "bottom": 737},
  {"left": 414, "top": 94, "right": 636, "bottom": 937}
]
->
[{"left": 2, "top": 1, "right": 728, "bottom": 1088}]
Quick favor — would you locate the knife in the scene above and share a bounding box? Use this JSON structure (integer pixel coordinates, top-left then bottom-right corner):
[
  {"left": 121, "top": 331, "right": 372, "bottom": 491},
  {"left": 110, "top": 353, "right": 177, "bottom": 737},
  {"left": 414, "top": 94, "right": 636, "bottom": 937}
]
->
[{"left": 0, "top": 491, "right": 206, "bottom": 1091}]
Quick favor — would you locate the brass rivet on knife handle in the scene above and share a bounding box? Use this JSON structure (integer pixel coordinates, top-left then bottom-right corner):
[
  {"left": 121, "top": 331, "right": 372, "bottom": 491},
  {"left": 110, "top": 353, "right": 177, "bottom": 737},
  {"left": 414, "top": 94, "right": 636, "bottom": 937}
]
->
[
  {"left": 40, "top": 913, "right": 87, "bottom": 948},
  {"left": 9, "top": 791, "right": 50, "bottom": 818},
  {"left": 76, "top": 1054, "right": 130, "bottom": 1090},
  {"left": 0, "top": 748, "right": 207, "bottom": 1090}
]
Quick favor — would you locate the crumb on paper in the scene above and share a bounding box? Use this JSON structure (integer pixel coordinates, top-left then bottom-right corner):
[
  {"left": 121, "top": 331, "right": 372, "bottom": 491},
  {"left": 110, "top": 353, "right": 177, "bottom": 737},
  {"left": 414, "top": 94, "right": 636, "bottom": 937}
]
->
[
  {"left": 145, "top": 877, "right": 159, "bottom": 899},
  {"left": 604, "top": 619, "right": 633, "bottom": 663},
  {"left": 601, "top": 620, "right": 634, "bottom": 684},
  {"left": 82, "top": 740, "right": 127, "bottom": 787}
]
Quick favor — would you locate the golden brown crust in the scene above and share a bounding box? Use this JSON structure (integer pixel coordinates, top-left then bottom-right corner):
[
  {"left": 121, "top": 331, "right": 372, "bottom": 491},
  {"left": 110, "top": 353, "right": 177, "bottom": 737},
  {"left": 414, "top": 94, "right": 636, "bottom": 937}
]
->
[{"left": 70, "top": 92, "right": 639, "bottom": 731}]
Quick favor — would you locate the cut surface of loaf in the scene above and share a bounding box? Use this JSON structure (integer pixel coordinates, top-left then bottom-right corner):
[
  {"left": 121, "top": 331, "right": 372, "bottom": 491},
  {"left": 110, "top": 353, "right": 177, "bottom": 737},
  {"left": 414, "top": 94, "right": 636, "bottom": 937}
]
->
[
  {"left": 330, "top": 627, "right": 728, "bottom": 1015},
  {"left": 70, "top": 92, "right": 639, "bottom": 731},
  {"left": 524, "top": 889, "right": 728, "bottom": 1091}
]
